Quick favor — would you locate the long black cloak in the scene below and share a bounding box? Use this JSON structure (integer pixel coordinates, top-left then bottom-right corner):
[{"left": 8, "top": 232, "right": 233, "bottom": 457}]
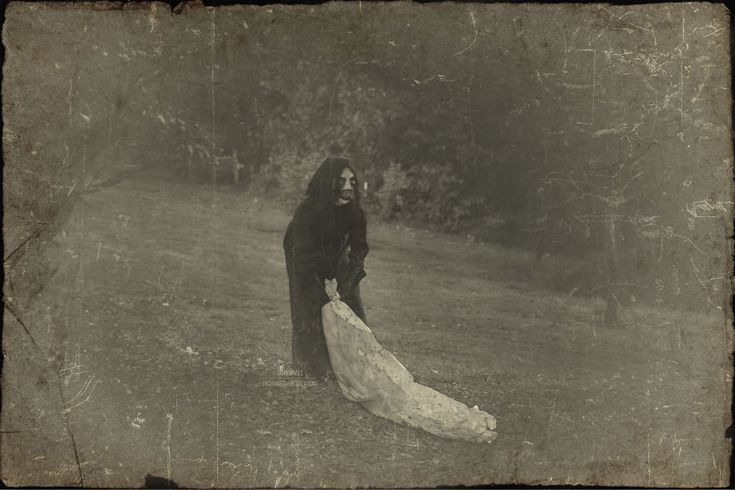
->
[{"left": 282, "top": 161, "right": 369, "bottom": 378}]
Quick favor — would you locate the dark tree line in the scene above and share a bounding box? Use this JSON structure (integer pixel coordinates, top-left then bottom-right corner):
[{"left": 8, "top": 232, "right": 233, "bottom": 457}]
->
[{"left": 5, "top": 3, "right": 730, "bottom": 315}]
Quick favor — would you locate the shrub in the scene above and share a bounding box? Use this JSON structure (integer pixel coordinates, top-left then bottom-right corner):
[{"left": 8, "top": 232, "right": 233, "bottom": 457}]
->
[{"left": 374, "top": 161, "right": 409, "bottom": 219}]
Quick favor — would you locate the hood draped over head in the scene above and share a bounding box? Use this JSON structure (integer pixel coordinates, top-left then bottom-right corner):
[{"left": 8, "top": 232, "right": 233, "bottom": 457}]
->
[
  {"left": 302, "top": 156, "right": 362, "bottom": 246},
  {"left": 305, "top": 156, "right": 361, "bottom": 209}
]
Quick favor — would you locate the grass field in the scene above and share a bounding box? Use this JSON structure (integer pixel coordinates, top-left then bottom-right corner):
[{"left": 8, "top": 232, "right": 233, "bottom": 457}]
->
[{"left": 2, "top": 179, "right": 730, "bottom": 487}]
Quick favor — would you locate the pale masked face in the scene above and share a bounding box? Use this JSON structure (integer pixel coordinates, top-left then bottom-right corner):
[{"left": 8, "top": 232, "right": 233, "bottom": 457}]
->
[{"left": 335, "top": 167, "right": 356, "bottom": 206}]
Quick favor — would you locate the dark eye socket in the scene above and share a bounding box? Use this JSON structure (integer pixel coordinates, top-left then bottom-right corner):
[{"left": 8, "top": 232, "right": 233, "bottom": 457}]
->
[{"left": 350, "top": 177, "right": 357, "bottom": 187}]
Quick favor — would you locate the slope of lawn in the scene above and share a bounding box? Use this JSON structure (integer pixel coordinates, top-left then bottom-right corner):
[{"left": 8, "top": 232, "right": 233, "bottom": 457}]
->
[{"left": 2, "top": 178, "right": 729, "bottom": 487}]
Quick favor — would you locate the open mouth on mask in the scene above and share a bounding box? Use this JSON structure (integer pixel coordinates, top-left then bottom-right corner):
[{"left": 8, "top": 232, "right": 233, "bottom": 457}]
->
[{"left": 338, "top": 189, "right": 354, "bottom": 201}]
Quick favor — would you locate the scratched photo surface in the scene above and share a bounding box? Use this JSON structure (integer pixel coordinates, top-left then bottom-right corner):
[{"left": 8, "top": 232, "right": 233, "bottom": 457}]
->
[{"left": 2, "top": 1, "right": 732, "bottom": 487}]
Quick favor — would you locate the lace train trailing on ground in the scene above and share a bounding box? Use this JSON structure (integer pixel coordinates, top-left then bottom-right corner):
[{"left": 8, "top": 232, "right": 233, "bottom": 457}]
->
[{"left": 322, "top": 298, "right": 497, "bottom": 444}]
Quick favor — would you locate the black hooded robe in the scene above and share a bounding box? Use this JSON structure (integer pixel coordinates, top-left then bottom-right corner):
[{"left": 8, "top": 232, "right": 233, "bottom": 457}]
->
[{"left": 283, "top": 199, "right": 369, "bottom": 378}]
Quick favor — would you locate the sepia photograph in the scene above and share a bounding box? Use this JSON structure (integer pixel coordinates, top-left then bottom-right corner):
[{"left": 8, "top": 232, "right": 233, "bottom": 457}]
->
[{"left": 1, "top": 1, "right": 732, "bottom": 487}]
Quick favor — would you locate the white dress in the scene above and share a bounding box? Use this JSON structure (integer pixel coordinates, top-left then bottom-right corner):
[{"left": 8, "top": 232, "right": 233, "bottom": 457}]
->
[{"left": 322, "top": 297, "right": 497, "bottom": 444}]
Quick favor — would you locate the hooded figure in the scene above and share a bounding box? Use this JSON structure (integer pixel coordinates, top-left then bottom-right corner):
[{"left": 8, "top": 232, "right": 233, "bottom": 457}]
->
[{"left": 283, "top": 157, "right": 369, "bottom": 378}]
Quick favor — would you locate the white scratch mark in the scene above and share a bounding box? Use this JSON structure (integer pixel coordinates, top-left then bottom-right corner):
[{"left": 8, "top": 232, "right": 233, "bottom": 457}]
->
[
  {"left": 328, "top": 59, "right": 366, "bottom": 118},
  {"left": 689, "top": 256, "right": 713, "bottom": 306},
  {"left": 165, "top": 413, "right": 173, "bottom": 482},
  {"left": 598, "top": 6, "right": 657, "bottom": 46},
  {"left": 546, "top": 396, "right": 557, "bottom": 445},
  {"left": 703, "top": 27, "right": 725, "bottom": 38},
  {"left": 210, "top": 9, "right": 216, "bottom": 166},
  {"left": 274, "top": 469, "right": 290, "bottom": 487},
  {"left": 591, "top": 49, "right": 597, "bottom": 121},
  {"left": 66, "top": 371, "right": 93, "bottom": 403},
  {"left": 679, "top": 17, "right": 685, "bottom": 128},
  {"left": 406, "top": 74, "right": 456, "bottom": 86},
  {"left": 453, "top": 11, "right": 477, "bottom": 57},
  {"left": 64, "top": 376, "right": 102, "bottom": 413},
  {"left": 590, "top": 23, "right": 610, "bottom": 45},
  {"left": 67, "top": 79, "right": 73, "bottom": 125},
  {"left": 215, "top": 349, "right": 220, "bottom": 488},
  {"left": 328, "top": 69, "right": 344, "bottom": 119},
  {"left": 521, "top": 313, "right": 536, "bottom": 327},
  {"left": 670, "top": 230, "right": 707, "bottom": 257},
  {"left": 646, "top": 428, "right": 651, "bottom": 484}
]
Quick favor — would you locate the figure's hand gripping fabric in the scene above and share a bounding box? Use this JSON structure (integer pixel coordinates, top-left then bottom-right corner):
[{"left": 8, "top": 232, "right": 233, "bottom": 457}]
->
[
  {"left": 337, "top": 257, "right": 366, "bottom": 298},
  {"left": 322, "top": 299, "right": 497, "bottom": 445}
]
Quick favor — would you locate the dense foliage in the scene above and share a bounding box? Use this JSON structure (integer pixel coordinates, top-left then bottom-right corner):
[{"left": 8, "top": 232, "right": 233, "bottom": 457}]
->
[{"left": 4, "top": 2, "right": 731, "bottom": 314}]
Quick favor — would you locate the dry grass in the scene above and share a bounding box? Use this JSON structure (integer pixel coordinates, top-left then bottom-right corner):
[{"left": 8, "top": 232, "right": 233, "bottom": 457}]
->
[{"left": 16, "top": 178, "right": 729, "bottom": 487}]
